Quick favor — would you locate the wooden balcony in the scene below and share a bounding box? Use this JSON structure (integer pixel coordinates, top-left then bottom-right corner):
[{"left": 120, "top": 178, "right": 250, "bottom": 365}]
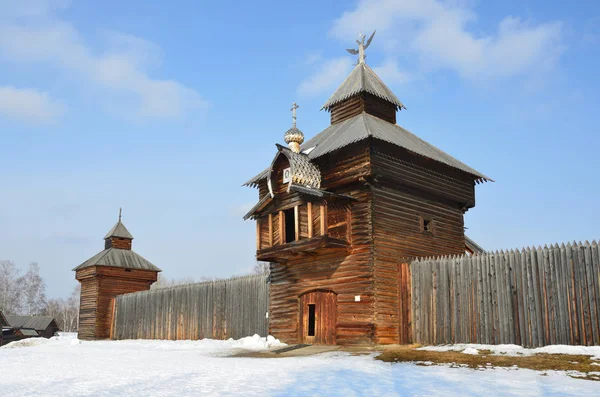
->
[
  {"left": 255, "top": 201, "right": 351, "bottom": 262},
  {"left": 256, "top": 235, "right": 350, "bottom": 262}
]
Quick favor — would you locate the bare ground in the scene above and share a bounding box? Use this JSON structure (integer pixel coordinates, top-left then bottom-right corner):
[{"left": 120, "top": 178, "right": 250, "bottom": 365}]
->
[{"left": 376, "top": 345, "right": 600, "bottom": 381}]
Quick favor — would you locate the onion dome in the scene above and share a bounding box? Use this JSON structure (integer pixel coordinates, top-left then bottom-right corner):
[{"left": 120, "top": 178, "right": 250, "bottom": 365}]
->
[{"left": 284, "top": 102, "right": 304, "bottom": 153}]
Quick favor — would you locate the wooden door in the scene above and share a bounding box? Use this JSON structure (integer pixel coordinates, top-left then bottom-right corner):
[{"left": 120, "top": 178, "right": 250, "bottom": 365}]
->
[{"left": 299, "top": 290, "right": 337, "bottom": 345}]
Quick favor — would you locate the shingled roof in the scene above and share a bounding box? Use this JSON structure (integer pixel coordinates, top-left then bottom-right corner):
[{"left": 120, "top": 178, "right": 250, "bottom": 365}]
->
[
  {"left": 72, "top": 247, "right": 161, "bottom": 272},
  {"left": 322, "top": 62, "right": 406, "bottom": 111},
  {"left": 302, "top": 113, "right": 490, "bottom": 182},
  {"left": 245, "top": 112, "right": 491, "bottom": 186},
  {"left": 272, "top": 144, "right": 321, "bottom": 189},
  {"left": 5, "top": 315, "right": 57, "bottom": 331},
  {"left": 465, "top": 235, "right": 486, "bottom": 254},
  {"left": 104, "top": 220, "right": 133, "bottom": 239}
]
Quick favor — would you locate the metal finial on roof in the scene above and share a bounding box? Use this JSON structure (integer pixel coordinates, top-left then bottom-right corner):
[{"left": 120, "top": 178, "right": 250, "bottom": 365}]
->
[
  {"left": 118, "top": 207, "right": 122, "bottom": 222},
  {"left": 291, "top": 102, "right": 299, "bottom": 127},
  {"left": 284, "top": 102, "right": 304, "bottom": 153},
  {"left": 346, "top": 30, "right": 376, "bottom": 64}
]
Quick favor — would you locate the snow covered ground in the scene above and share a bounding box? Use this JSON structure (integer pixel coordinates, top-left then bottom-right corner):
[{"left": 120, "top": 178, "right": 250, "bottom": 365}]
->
[{"left": 1, "top": 333, "right": 598, "bottom": 396}]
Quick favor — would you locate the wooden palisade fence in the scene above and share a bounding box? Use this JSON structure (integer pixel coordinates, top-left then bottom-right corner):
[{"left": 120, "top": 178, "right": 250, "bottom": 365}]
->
[
  {"left": 410, "top": 241, "right": 600, "bottom": 347},
  {"left": 111, "top": 273, "right": 269, "bottom": 340}
]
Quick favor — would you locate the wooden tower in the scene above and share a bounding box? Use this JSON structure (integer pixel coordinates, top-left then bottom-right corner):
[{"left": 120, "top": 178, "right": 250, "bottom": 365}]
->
[
  {"left": 73, "top": 211, "right": 161, "bottom": 340},
  {"left": 243, "top": 32, "right": 491, "bottom": 346}
]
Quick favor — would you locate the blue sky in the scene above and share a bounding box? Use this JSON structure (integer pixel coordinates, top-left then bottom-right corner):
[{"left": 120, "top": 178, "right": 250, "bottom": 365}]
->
[{"left": 1, "top": 0, "right": 599, "bottom": 298}]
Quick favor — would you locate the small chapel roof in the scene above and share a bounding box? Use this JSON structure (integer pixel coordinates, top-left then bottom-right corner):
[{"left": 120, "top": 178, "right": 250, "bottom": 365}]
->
[
  {"left": 322, "top": 62, "right": 406, "bottom": 111},
  {"left": 245, "top": 112, "right": 491, "bottom": 186},
  {"left": 272, "top": 144, "right": 321, "bottom": 189}
]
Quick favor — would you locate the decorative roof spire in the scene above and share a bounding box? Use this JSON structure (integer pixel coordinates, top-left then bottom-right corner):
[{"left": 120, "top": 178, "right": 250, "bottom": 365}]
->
[
  {"left": 284, "top": 102, "right": 304, "bottom": 153},
  {"left": 346, "top": 30, "right": 376, "bottom": 65},
  {"left": 291, "top": 102, "right": 298, "bottom": 128},
  {"left": 104, "top": 209, "right": 133, "bottom": 240}
]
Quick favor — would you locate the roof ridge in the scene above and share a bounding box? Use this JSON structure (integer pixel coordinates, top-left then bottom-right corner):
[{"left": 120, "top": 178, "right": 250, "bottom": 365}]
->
[
  {"left": 365, "top": 113, "right": 492, "bottom": 181},
  {"left": 322, "top": 62, "right": 405, "bottom": 110}
]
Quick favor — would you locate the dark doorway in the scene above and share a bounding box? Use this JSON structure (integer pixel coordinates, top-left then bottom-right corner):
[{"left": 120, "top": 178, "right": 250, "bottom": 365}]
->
[
  {"left": 307, "top": 304, "right": 316, "bottom": 336},
  {"left": 284, "top": 208, "right": 295, "bottom": 243}
]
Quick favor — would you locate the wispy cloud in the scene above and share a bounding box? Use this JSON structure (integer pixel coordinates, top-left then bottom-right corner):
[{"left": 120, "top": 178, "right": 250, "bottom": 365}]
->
[
  {"left": 0, "top": 86, "right": 64, "bottom": 123},
  {"left": 0, "top": 1, "right": 208, "bottom": 122},
  {"left": 297, "top": 57, "right": 353, "bottom": 97},
  {"left": 373, "top": 59, "right": 412, "bottom": 85},
  {"left": 330, "top": 0, "right": 563, "bottom": 82}
]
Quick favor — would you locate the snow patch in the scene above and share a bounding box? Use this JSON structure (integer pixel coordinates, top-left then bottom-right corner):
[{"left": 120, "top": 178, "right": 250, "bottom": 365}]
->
[
  {"left": 2, "top": 337, "right": 50, "bottom": 349},
  {"left": 419, "top": 343, "right": 600, "bottom": 359},
  {"left": 462, "top": 347, "right": 479, "bottom": 355},
  {"left": 2, "top": 332, "right": 81, "bottom": 349},
  {"left": 228, "top": 334, "right": 284, "bottom": 351}
]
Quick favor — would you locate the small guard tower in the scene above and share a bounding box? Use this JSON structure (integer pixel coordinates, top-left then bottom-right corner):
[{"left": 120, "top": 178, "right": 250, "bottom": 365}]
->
[{"left": 73, "top": 210, "right": 161, "bottom": 340}]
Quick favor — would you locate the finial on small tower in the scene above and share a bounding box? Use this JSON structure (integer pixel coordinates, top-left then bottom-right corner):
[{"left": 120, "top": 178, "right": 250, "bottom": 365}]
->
[
  {"left": 346, "top": 30, "right": 376, "bottom": 64},
  {"left": 118, "top": 207, "right": 122, "bottom": 222},
  {"left": 284, "top": 102, "right": 304, "bottom": 153}
]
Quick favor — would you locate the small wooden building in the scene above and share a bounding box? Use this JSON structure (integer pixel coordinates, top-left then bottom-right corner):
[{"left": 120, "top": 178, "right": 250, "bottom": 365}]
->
[
  {"left": 4, "top": 315, "right": 60, "bottom": 338},
  {"left": 244, "top": 36, "right": 490, "bottom": 345},
  {"left": 73, "top": 212, "right": 161, "bottom": 340}
]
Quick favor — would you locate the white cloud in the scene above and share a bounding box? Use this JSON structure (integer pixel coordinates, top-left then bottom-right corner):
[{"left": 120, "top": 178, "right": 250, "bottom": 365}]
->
[
  {"left": 0, "top": 86, "right": 64, "bottom": 123},
  {"left": 373, "top": 59, "right": 412, "bottom": 85},
  {"left": 297, "top": 57, "right": 353, "bottom": 96},
  {"left": 0, "top": 2, "right": 207, "bottom": 122},
  {"left": 330, "top": 0, "right": 563, "bottom": 81},
  {"left": 0, "top": 0, "right": 70, "bottom": 18}
]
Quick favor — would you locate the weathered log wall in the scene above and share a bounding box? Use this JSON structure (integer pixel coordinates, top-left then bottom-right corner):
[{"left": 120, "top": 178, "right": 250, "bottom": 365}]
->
[
  {"left": 112, "top": 273, "right": 269, "bottom": 340},
  {"left": 76, "top": 266, "right": 157, "bottom": 340},
  {"left": 411, "top": 242, "right": 600, "bottom": 347}
]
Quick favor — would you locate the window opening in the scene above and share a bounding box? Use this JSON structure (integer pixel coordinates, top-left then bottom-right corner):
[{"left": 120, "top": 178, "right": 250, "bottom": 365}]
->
[
  {"left": 284, "top": 208, "right": 296, "bottom": 243},
  {"left": 419, "top": 216, "right": 433, "bottom": 233},
  {"left": 307, "top": 304, "right": 316, "bottom": 336},
  {"left": 423, "top": 219, "right": 432, "bottom": 232}
]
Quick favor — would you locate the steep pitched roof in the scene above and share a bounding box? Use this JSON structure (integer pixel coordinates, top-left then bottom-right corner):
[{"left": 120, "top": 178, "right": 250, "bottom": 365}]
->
[
  {"left": 273, "top": 144, "right": 321, "bottom": 189},
  {"left": 5, "top": 315, "right": 57, "bottom": 331},
  {"left": 465, "top": 235, "right": 486, "bottom": 254},
  {"left": 243, "top": 167, "right": 269, "bottom": 188},
  {"left": 322, "top": 62, "right": 406, "bottom": 110},
  {"left": 302, "top": 113, "right": 491, "bottom": 182},
  {"left": 104, "top": 221, "right": 133, "bottom": 240},
  {"left": 72, "top": 247, "right": 161, "bottom": 272}
]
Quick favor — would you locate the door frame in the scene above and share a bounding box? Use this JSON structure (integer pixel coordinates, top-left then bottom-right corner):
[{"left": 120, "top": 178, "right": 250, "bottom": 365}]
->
[{"left": 298, "top": 289, "right": 337, "bottom": 345}]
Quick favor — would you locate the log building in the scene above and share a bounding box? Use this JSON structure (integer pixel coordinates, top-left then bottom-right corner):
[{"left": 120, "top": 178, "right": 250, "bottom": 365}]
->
[
  {"left": 73, "top": 211, "right": 161, "bottom": 340},
  {"left": 243, "top": 33, "right": 491, "bottom": 346}
]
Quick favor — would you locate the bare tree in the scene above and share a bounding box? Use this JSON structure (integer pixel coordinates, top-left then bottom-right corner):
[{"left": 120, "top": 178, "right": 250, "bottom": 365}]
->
[
  {"left": 18, "top": 262, "right": 47, "bottom": 315},
  {"left": 253, "top": 261, "right": 270, "bottom": 275},
  {"left": 151, "top": 274, "right": 197, "bottom": 290},
  {"left": 43, "top": 285, "right": 80, "bottom": 332},
  {"left": 0, "top": 260, "right": 22, "bottom": 314}
]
